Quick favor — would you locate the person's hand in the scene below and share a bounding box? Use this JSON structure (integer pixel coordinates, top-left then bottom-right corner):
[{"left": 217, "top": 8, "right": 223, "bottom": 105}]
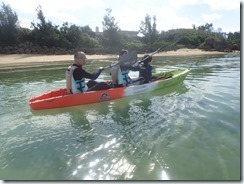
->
[
  {"left": 99, "top": 67, "right": 104, "bottom": 71},
  {"left": 132, "top": 62, "right": 139, "bottom": 67}
]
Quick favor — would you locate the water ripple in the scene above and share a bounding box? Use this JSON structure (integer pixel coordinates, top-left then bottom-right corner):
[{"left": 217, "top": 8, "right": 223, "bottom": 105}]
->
[{"left": 0, "top": 54, "right": 240, "bottom": 180}]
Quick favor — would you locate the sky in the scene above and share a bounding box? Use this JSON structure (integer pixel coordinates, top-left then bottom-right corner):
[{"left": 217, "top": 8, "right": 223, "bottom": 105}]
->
[{"left": 0, "top": 0, "right": 241, "bottom": 33}]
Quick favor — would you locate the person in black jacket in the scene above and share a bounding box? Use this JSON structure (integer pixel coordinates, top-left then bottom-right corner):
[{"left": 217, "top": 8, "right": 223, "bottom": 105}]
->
[
  {"left": 66, "top": 51, "right": 110, "bottom": 94},
  {"left": 138, "top": 54, "right": 153, "bottom": 84}
]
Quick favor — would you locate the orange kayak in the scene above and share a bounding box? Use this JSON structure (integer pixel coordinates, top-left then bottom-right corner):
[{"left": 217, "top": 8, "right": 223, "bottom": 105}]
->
[{"left": 29, "top": 69, "right": 190, "bottom": 110}]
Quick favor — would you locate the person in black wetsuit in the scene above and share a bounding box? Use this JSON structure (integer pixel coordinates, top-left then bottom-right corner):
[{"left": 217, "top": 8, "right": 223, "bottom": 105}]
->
[
  {"left": 138, "top": 54, "right": 153, "bottom": 84},
  {"left": 66, "top": 51, "right": 110, "bottom": 94},
  {"left": 123, "top": 54, "right": 154, "bottom": 85}
]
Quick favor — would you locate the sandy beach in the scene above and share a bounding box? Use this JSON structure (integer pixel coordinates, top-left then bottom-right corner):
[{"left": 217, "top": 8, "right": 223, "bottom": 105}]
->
[{"left": 0, "top": 48, "right": 229, "bottom": 66}]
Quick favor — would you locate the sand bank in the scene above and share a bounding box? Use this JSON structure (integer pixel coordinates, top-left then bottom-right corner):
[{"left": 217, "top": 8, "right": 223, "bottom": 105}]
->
[{"left": 0, "top": 48, "right": 228, "bottom": 66}]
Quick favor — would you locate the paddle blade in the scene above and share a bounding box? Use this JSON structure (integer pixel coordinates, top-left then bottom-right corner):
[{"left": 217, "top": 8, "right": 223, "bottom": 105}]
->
[
  {"left": 103, "top": 50, "right": 137, "bottom": 70},
  {"left": 119, "top": 50, "right": 137, "bottom": 67}
]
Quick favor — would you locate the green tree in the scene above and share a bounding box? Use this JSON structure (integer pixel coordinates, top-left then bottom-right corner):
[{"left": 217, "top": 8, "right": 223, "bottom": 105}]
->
[
  {"left": 101, "top": 8, "right": 122, "bottom": 52},
  {"left": 31, "top": 5, "right": 66, "bottom": 48},
  {"left": 102, "top": 8, "right": 119, "bottom": 31},
  {"left": 227, "top": 31, "right": 240, "bottom": 50},
  {"left": 199, "top": 36, "right": 229, "bottom": 51},
  {"left": 139, "top": 14, "right": 159, "bottom": 49},
  {"left": 0, "top": 2, "right": 19, "bottom": 46},
  {"left": 60, "top": 22, "right": 82, "bottom": 48},
  {"left": 60, "top": 22, "right": 100, "bottom": 50},
  {"left": 80, "top": 25, "right": 96, "bottom": 38},
  {"left": 197, "top": 23, "right": 213, "bottom": 31}
]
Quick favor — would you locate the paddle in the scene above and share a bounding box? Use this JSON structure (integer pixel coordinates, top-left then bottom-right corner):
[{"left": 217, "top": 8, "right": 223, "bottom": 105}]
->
[
  {"left": 103, "top": 38, "right": 179, "bottom": 70},
  {"left": 137, "top": 47, "right": 163, "bottom": 65},
  {"left": 103, "top": 50, "right": 137, "bottom": 70},
  {"left": 136, "top": 38, "right": 182, "bottom": 65}
]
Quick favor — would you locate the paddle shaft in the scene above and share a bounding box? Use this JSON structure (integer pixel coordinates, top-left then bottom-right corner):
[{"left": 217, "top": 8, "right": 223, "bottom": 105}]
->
[
  {"left": 104, "top": 39, "right": 180, "bottom": 69},
  {"left": 103, "top": 61, "right": 118, "bottom": 70},
  {"left": 138, "top": 38, "right": 181, "bottom": 64},
  {"left": 137, "top": 47, "right": 162, "bottom": 65}
]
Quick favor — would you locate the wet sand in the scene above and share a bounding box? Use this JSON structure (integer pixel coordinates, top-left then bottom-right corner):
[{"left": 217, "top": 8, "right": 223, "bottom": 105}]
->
[{"left": 0, "top": 48, "right": 228, "bottom": 66}]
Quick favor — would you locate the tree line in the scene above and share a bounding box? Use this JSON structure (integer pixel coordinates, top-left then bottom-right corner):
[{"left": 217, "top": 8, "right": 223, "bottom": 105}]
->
[{"left": 0, "top": 2, "right": 240, "bottom": 55}]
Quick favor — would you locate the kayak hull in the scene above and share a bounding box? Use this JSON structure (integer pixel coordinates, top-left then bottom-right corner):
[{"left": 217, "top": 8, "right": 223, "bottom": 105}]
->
[{"left": 29, "top": 69, "right": 190, "bottom": 110}]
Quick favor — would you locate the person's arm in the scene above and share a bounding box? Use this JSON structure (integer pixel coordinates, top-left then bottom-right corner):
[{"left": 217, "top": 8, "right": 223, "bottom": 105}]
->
[
  {"left": 84, "top": 68, "right": 103, "bottom": 80},
  {"left": 73, "top": 68, "right": 102, "bottom": 80},
  {"left": 126, "top": 65, "right": 141, "bottom": 71}
]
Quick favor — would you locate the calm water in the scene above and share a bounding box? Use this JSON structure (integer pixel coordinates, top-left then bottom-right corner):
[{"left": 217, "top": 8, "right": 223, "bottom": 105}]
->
[{"left": 0, "top": 53, "right": 240, "bottom": 180}]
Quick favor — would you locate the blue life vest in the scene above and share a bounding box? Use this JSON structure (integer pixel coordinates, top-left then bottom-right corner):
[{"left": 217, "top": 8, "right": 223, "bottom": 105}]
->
[
  {"left": 73, "top": 77, "right": 86, "bottom": 92},
  {"left": 68, "top": 65, "right": 88, "bottom": 94},
  {"left": 111, "top": 66, "right": 131, "bottom": 87},
  {"left": 121, "top": 69, "right": 131, "bottom": 86}
]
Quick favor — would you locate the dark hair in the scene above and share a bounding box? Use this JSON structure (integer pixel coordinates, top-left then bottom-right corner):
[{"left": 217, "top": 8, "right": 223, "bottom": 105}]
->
[{"left": 142, "top": 55, "right": 152, "bottom": 66}]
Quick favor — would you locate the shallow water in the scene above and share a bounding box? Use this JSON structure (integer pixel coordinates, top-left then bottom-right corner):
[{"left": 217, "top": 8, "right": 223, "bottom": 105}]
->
[{"left": 0, "top": 53, "right": 240, "bottom": 180}]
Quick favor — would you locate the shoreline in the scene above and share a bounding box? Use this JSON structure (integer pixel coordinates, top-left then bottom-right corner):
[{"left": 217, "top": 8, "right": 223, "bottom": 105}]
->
[{"left": 0, "top": 48, "right": 234, "bottom": 66}]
